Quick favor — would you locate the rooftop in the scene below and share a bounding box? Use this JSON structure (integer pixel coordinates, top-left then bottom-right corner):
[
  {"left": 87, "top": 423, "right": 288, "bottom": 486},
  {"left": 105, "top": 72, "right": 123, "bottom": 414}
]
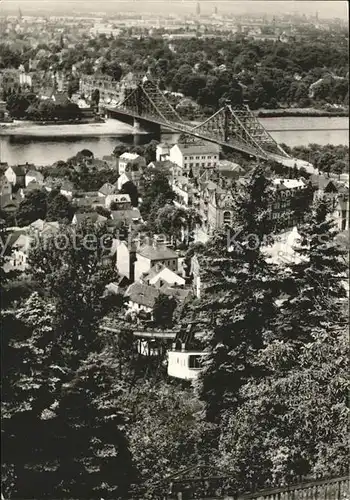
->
[
  {"left": 273, "top": 178, "right": 306, "bottom": 190},
  {"left": 137, "top": 243, "right": 178, "bottom": 261},
  {"left": 120, "top": 152, "right": 141, "bottom": 161},
  {"left": 111, "top": 208, "right": 141, "bottom": 224},
  {"left": 99, "top": 182, "right": 116, "bottom": 196},
  {"left": 126, "top": 282, "right": 160, "bottom": 308},
  {"left": 175, "top": 142, "right": 221, "bottom": 155}
]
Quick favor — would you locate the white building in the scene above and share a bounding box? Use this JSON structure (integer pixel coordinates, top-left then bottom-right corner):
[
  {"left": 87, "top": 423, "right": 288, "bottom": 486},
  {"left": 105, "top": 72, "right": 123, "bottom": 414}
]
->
[
  {"left": 142, "top": 264, "right": 186, "bottom": 288},
  {"left": 25, "top": 170, "right": 44, "bottom": 187},
  {"left": 134, "top": 243, "right": 179, "bottom": 283},
  {"left": 169, "top": 143, "right": 220, "bottom": 176},
  {"left": 156, "top": 143, "right": 171, "bottom": 161},
  {"left": 0, "top": 175, "right": 12, "bottom": 196},
  {"left": 118, "top": 152, "right": 146, "bottom": 176}
]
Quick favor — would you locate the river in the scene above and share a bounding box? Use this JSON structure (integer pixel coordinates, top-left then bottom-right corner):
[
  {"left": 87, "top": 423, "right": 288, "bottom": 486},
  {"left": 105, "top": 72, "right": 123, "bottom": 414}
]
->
[{"left": 0, "top": 116, "right": 348, "bottom": 166}]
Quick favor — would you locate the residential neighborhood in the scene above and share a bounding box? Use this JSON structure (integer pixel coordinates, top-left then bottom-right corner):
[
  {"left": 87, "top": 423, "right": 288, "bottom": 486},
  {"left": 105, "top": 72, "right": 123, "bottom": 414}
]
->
[{"left": 1, "top": 2, "right": 349, "bottom": 499}]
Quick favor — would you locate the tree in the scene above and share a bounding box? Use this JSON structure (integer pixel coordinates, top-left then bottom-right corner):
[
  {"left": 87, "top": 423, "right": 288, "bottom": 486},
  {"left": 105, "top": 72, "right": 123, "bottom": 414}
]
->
[
  {"left": 46, "top": 193, "right": 73, "bottom": 223},
  {"left": 153, "top": 293, "right": 177, "bottom": 328},
  {"left": 1, "top": 294, "right": 60, "bottom": 499},
  {"left": 6, "top": 93, "right": 31, "bottom": 118},
  {"left": 155, "top": 204, "right": 187, "bottom": 246},
  {"left": 16, "top": 189, "right": 47, "bottom": 227},
  {"left": 275, "top": 197, "right": 347, "bottom": 346},
  {"left": 121, "top": 181, "right": 139, "bottom": 207},
  {"left": 193, "top": 167, "right": 278, "bottom": 424},
  {"left": 120, "top": 381, "right": 214, "bottom": 498},
  {"left": 2, "top": 292, "right": 136, "bottom": 499},
  {"left": 218, "top": 325, "right": 348, "bottom": 491},
  {"left": 91, "top": 89, "right": 100, "bottom": 107},
  {"left": 140, "top": 168, "right": 174, "bottom": 221},
  {"left": 331, "top": 159, "right": 347, "bottom": 178},
  {"left": 28, "top": 222, "right": 116, "bottom": 368},
  {"left": 52, "top": 350, "right": 136, "bottom": 499}
]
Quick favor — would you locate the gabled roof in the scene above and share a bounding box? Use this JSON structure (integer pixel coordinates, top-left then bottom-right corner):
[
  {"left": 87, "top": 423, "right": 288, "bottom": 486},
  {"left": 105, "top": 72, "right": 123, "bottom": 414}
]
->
[
  {"left": 147, "top": 266, "right": 185, "bottom": 286},
  {"left": 26, "top": 170, "right": 44, "bottom": 179},
  {"left": 99, "top": 182, "right": 116, "bottom": 196},
  {"left": 9, "top": 165, "right": 26, "bottom": 176},
  {"left": 0, "top": 174, "right": 11, "bottom": 185},
  {"left": 10, "top": 232, "right": 32, "bottom": 251},
  {"left": 73, "top": 212, "right": 108, "bottom": 224},
  {"left": 120, "top": 152, "right": 141, "bottom": 161},
  {"left": 111, "top": 208, "right": 141, "bottom": 224},
  {"left": 174, "top": 142, "right": 221, "bottom": 155},
  {"left": 116, "top": 172, "right": 132, "bottom": 186},
  {"left": 159, "top": 284, "right": 191, "bottom": 302},
  {"left": 111, "top": 194, "right": 131, "bottom": 203},
  {"left": 137, "top": 244, "right": 178, "bottom": 261},
  {"left": 23, "top": 180, "right": 42, "bottom": 191},
  {"left": 126, "top": 282, "right": 160, "bottom": 308},
  {"left": 273, "top": 178, "right": 305, "bottom": 190}
]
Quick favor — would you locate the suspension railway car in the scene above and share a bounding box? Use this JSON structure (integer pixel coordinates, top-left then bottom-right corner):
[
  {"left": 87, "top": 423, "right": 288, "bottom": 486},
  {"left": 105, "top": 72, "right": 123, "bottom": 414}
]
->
[{"left": 167, "top": 349, "right": 205, "bottom": 380}]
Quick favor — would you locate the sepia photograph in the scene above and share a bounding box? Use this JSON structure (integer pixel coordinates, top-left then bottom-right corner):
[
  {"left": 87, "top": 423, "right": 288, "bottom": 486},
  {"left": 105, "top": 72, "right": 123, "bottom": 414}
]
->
[{"left": 0, "top": 0, "right": 349, "bottom": 499}]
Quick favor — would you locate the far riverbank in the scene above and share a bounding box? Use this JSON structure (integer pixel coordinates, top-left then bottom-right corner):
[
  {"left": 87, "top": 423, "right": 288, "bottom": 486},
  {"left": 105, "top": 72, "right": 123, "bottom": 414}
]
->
[{"left": 255, "top": 107, "right": 349, "bottom": 118}]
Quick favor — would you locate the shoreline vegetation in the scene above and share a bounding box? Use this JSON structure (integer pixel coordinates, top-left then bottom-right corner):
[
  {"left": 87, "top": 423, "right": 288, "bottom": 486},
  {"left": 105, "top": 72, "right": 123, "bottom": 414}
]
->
[{"left": 255, "top": 107, "right": 349, "bottom": 118}]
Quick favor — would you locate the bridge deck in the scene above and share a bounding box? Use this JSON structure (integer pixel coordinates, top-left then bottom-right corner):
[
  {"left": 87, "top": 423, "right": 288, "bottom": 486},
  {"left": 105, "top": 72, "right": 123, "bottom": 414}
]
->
[{"left": 106, "top": 106, "right": 268, "bottom": 160}]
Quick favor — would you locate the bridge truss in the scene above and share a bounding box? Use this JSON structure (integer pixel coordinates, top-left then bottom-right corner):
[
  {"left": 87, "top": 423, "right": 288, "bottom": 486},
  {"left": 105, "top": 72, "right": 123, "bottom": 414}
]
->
[{"left": 117, "top": 77, "right": 290, "bottom": 160}]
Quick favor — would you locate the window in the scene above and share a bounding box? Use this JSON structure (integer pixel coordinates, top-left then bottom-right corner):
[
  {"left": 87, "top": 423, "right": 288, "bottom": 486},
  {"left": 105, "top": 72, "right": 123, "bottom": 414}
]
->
[
  {"left": 196, "top": 163, "right": 199, "bottom": 167},
  {"left": 190, "top": 156, "right": 193, "bottom": 160},
  {"left": 189, "top": 355, "right": 202, "bottom": 369},
  {"left": 223, "top": 211, "right": 231, "bottom": 225},
  {"left": 201, "top": 156, "right": 205, "bottom": 159},
  {"left": 201, "top": 163, "right": 205, "bottom": 167},
  {"left": 189, "top": 163, "right": 193, "bottom": 167}
]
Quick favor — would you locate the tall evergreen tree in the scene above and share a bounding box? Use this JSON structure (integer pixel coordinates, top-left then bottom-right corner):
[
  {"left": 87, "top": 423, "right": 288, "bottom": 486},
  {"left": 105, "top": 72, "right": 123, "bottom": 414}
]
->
[
  {"left": 275, "top": 197, "right": 348, "bottom": 345},
  {"left": 193, "top": 167, "right": 279, "bottom": 423}
]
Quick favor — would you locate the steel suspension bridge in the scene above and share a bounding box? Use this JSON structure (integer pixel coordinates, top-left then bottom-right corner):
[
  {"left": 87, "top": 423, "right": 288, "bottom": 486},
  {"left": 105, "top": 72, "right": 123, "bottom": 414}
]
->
[{"left": 101, "top": 76, "right": 298, "bottom": 166}]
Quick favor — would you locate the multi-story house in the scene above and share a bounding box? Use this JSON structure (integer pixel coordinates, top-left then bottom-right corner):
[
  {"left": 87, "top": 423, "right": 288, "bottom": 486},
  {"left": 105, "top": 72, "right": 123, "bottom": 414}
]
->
[
  {"left": 4, "top": 165, "right": 26, "bottom": 187},
  {"left": 107, "top": 194, "right": 132, "bottom": 211},
  {"left": 169, "top": 143, "right": 220, "bottom": 178},
  {"left": 270, "top": 178, "right": 307, "bottom": 227},
  {"left": 172, "top": 175, "right": 199, "bottom": 209},
  {"left": 134, "top": 243, "right": 179, "bottom": 282},
  {"left": 156, "top": 143, "right": 171, "bottom": 161},
  {"left": 0, "top": 175, "right": 12, "bottom": 196},
  {"left": 313, "top": 177, "right": 349, "bottom": 231},
  {"left": 118, "top": 153, "right": 146, "bottom": 176}
]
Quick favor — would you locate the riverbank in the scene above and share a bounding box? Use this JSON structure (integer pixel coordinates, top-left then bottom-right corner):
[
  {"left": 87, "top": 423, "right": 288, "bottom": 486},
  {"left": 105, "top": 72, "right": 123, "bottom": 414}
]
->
[
  {"left": 0, "top": 119, "right": 137, "bottom": 137},
  {"left": 255, "top": 107, "right": 349, "bottom": 118}
]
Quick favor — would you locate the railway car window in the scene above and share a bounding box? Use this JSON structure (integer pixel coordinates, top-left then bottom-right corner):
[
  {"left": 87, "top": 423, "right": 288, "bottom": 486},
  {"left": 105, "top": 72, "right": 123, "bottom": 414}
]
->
[{"left": 189, "top": 355, "right": 201, "bottom": 368}]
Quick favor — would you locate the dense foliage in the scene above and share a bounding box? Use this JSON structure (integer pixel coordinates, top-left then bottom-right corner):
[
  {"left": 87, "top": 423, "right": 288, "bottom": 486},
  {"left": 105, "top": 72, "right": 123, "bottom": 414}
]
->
[
  {"left": 1, "top": 165, "right": 348, "bottom": 497},
  {"left": 1, "top": 29, "right": 348, "bottom": 113}
]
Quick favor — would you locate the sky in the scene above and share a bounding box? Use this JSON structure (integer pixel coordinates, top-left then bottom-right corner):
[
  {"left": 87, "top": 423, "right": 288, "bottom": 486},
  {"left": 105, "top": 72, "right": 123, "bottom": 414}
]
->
[{"left": 0, "top": 0, "right": 348, "bottom": 19}]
